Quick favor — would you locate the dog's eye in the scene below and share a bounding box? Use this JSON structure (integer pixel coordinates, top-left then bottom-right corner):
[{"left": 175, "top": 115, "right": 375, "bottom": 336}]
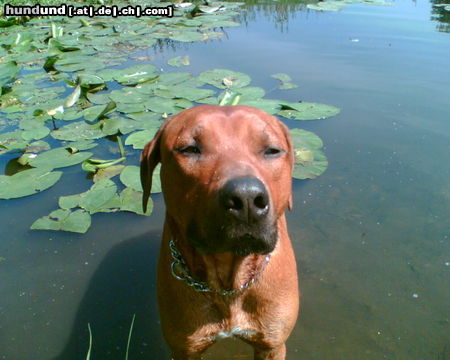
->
[
  {"left": 177, "top": 145, "right": 201, "bottom": 155},
  {"left": 264, "top": 147, "right": 282, "bottom": 158}
]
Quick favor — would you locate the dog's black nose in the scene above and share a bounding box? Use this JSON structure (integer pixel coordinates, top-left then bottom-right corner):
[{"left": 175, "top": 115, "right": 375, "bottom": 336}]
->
[{"left": 219, "top": 177, "right": 269, "bottom": 221}]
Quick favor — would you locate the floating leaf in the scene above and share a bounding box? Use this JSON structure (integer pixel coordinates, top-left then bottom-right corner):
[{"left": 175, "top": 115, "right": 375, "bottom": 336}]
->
[
  {"left": 31, "top": 209, "right": 91, "bottom": 233},
  {"left": 114, "top": 64, "right": 158, "bottom": 85},
  {"left": 51, "top": 121, "right": 104, "bottom": 141},
  {"left": 238, "top": 99, "right": 281, "bottom": 114},
  {"left": 83, "top": 101, "right": 116, "bottom": 121},
  {"left": 27, "top": 147, "right": 93, "bottom": 169},
  {"left": 0, "top": 130, "right": 28, "bottom": 153},
  {"left": 290, "top": 128, "right": 328, "bottom": 179},
  {"left": 0, "top": 61, "right": 20, "bottom": 91},
  {"left": 120, "top": 164, "right": 161, "bottom": 193},
  {"left": 154, "top": 85, "right": 215, "bottom": 102},
  {"left": 271, "top": 73, "right": 298, "bottom": 90},
  {"left": 119, "top": 187, "right": 153, "bottom": 215},
  {"left": 279, "top": 102, "right": 340, "bottom": 120},
  {"left": 59, "top": 179, "right": 117, "bottom": 213},
  {"left": 292, "top": 150, "right": 328, "bottom": 179},
  {"left": 168, "top": 56, "right": 190, "bottom": 67},
  {"left": 0, "top": 168, "right": 62, "bottom": 199},
  {"left": 19, "top": 119, "right": 50, "bottom": 141},
  {"left": 125, "top": 129, "right": 159, "bottom": 150},
  {"left": 198, "top": 69, "right": 251, "bottom": 89},
  {"left": 93, "top": 165, "right": 125, "bottom": 182}
]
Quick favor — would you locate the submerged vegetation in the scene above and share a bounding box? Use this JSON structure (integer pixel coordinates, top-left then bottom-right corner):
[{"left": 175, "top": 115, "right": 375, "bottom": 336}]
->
[{"left": 0, "top": 1, "right": 342, "bottom": 233}]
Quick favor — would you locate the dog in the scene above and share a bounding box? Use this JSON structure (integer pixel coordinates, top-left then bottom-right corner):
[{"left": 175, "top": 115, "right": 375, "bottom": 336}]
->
[{"left": 140, "top": 105, "right": 299, "bottom": 360}]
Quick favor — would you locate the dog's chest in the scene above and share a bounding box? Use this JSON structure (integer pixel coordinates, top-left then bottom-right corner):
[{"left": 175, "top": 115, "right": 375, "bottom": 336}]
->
[{"left": 213, "top": 326, "right": 257, "bottom": 341}]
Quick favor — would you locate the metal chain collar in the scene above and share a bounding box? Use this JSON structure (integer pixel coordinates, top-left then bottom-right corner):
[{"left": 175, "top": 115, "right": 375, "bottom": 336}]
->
[{"left": 169, "top": 239, "right": 271, "bottom": 296}]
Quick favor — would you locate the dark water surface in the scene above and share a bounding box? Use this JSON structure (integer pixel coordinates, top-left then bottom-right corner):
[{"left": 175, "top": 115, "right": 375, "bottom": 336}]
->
[{"left": 1, "top": 1, "right": 449, "bottom": 359}]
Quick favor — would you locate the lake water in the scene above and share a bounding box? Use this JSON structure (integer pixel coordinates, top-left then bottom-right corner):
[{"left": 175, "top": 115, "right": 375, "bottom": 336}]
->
[{"left": 0, "top": 1, "right": 449, "bottom": 359}]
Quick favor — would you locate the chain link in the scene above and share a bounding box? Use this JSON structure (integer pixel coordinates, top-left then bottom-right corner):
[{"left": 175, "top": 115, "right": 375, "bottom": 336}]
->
[{"left": 169, "top": 239, "right": 270, "bottom": 296}]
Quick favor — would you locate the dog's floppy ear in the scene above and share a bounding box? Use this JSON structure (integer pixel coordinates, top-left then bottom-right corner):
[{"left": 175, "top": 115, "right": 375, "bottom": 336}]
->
[
  {"left": 279, "top": 120, "right": 294, "bottom": 211},
  {"left": 140, "top": 127, "right": 164, "bottom": 213}
]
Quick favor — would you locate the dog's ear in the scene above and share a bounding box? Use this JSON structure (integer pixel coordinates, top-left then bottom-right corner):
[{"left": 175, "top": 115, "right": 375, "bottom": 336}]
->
[
  {"left": 140, "top": 127, "right": 164, "bottom": 213},
  {"left": 279, "top": 120, "right": 294, "bottom": 211}
]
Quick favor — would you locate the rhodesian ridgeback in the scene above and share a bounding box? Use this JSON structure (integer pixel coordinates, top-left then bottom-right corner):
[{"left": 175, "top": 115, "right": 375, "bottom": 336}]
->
[{"left": 140, "top": 105, "right": 299, "bottom": 360}]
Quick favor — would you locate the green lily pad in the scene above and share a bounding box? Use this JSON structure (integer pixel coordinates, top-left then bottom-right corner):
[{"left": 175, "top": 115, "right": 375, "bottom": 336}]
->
[
  {"left": 0, "top": 130, "right": 28, "bottom": 154},
  {"left": 156, "top": 72, "right": 193, "bottom": 86},
  {"left": 31, "top": 209, "right": 91, "bottom": 233},
  {"left": 290, "top": 128, "right": 323, "bottom": 150},
  {"left": 19, "top": 119, "right": 50, "bottom": 141},
  {"left": 271, "top": 73, "right": 298, "bottom": 90},
  {"left": 25, "top": 140, "right": 51, "bottom": 153},
  {"left": 0, "top": 61, "right": 20, "bottom": 91},
  {"left": 114, "top": 64, "right": 159, "bottom": 85},
  {"left": 279, "top": 102, "right": 340, "bottom": 120},
  {"left": 108, "top": 88, "right": 147, "bottom": 104},
  {"left": 93, "top": 165, "right": 125, "bottom": 183},
  {"left": 154, "top": 85, "right": 215, "bottom": 102},
  {"left": 198, "top": 69, "right": 251, "bottom": 89},
  {"left": 120, "top": 164, "right": 161, "bottom": 193},
  {"left": 119, "top": 187, "right": 153, "bottom": 215},
  {"left": 292, "top": 150, "right": 328, "bottom": 179},
  {"left": 143, "top": 97, "right": 191, "bottom": 114},
  {"left": 87, "top": 92, "right": 110, "bottom": 105},
  {"left": 63, "top": 139, "right": 98, "bottom": 151},
  {"left": 238, "top": 99, "right": 281, "bottom": 114},
  {"left": 26, "top": 147, "right": 93, "bottom": 169},
  {"left": 290, "top": 128, "right": 328, "bottom": 179},
  {"left": 59, "top": 179, "right": 117, "bottom": 213},
  {"left": 168, "top": 55, "right": 190, "bottom": 67},
  {"left": 125, "top": 129, "right": 159, "bottom": 150},
  {"left": 168, "top": 30, "right": 205, "bottom": 42},
  {"left": 0, "top": 168, "right": 62, "bottom": 199},
  {"left": 83, "top": 101, "right": 116, "bottom": 121},
  {"left": 51, "top": 121, "right": 104, "bottom": 141}
]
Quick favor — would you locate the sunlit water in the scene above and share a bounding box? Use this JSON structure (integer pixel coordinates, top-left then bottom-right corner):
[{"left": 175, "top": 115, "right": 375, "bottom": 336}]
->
[{"left": 0, "top": 1, "right": 449, "bottom": 359}]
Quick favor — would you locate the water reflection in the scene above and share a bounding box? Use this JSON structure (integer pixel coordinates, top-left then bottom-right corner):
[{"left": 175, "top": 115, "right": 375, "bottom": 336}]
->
[{"left": 430, "top": 0, "right": 450, "bottom": 32}]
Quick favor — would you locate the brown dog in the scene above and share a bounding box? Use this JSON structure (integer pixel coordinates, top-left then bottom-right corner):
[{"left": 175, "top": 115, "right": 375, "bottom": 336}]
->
[{"left": 140, "top": 105, "right": 299, "bottom": 360}]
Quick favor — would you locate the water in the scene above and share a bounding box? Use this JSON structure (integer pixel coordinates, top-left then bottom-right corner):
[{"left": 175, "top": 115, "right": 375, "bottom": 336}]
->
[{"left": 1, "top": 1, "right": 449, "bottom": 359}]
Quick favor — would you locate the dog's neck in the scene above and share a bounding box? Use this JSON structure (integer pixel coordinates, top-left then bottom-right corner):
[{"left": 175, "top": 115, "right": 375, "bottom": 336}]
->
[{"left": 165, "top": 218, "right": 271, "bottom": 294}]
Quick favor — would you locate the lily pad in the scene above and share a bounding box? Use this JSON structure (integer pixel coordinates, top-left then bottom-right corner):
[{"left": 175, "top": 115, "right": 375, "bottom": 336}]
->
[
  {"left": 83, "top": 101, "right": 116, "bottom": 121},
  {"left": 0, "top": 168, "right": 62, "bottom": 199},
  {"left": 271, "top": 73, "right": 298, "bottom": 90},
  {"left": 125, "top": 129, "right": 159, "bottom": 150},
  {"left": 198, "top": 69, "right": 251, "bottom": 89},
  {"left": 120, "top": 187, "right": 153, "bottom": 215},
  {"left": 51, "top": 121, "right": 104, "bottom": 141},
  {"left": 59, "top": 179, "right": 117, "bottom": 213},
  {"left": 279, "top": 102, "right": 340, "bottom": 120},
  {"left": 0, "top": 61, "right": 20, "bottom": 91},
  {"left": 0, "top": 130, "right": 28, "bottom": 154},
  {"left": 292, "top": 150, "right": 328, "bottom": 180},
  {"left": 114, "top": 64, "right": 159, "bottom": 85},
  {"left": 26, "top": 147, "right": 93, "bottom": 169},
  {"left": 154, "top": 85, "right": 215, "bottom": 101},
  {"left": 290, "top": 128, "right": 328, "bottom": 179},
  {"left": 168, "top": 56, "right": 190, "bottom": 67},
  {"left": 93, "top": 165, "right": 125, "bottom": 183},
  {"left": 238, "top": 99, "right": 281, "bottom": 114},
  {"left": 120, "top": 164, "right": 161, "bottom": 193},
  {"left": 31, "top": 209, "right": 91, "bottom": 233}
]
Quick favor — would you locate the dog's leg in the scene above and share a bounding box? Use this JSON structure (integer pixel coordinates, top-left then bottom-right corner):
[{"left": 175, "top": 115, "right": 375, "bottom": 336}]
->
[{"left": 254, "top": 343, "right": 286, "bottom": 360}]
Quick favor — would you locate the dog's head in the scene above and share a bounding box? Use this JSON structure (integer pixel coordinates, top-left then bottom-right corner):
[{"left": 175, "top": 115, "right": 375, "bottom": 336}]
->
[{"left": 141, "top": 105, "right": 293, "bottom": 257}]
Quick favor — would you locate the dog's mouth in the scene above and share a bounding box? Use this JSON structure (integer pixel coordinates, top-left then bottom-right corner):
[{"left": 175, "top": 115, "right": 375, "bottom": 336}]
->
[{"left": 187, "top": 221, "right": 278, "bottom": 256}]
